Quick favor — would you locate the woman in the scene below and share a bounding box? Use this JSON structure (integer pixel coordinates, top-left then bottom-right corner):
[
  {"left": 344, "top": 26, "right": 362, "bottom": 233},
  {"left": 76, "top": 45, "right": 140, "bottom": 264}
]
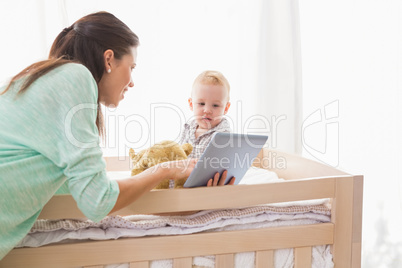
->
[{"left": 0, "top": 11, "right": 233, "bottom": 259}]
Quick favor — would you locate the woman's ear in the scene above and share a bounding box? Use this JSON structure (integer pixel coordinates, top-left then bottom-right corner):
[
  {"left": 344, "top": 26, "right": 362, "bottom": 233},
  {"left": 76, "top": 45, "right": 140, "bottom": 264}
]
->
[
  {"left": 103, "top": 49, "right": 115, "bottom": 73},
  {"left": 188, "top": 98, "right": 194, "bottom": 111},
  {"left": 224, "top": 101, "right": 231, "bottom": 114}
]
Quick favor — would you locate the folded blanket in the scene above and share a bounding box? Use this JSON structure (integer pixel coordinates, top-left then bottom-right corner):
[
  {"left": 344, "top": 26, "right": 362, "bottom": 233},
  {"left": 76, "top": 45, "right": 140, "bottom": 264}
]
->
[{"left": 30, "top": 203, "right": 330, "bottom": 233}]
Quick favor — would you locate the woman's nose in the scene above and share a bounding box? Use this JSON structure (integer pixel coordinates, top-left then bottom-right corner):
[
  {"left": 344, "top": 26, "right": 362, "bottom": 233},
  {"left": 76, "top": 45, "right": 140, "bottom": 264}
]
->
[{"left": 128, "top": 77, "right": 134, "bottom": 88}]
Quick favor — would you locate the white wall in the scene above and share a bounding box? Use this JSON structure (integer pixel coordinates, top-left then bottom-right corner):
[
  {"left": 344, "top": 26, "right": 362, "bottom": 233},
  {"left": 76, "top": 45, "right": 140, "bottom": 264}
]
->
[
  {"left": 299, "top": 1, "right": 402, "bottom": 266},
  {"left": 1, "top": 0, "right": 302, "bottom": 157},
  {"left": 0, "top": 0, "right": 268, "bottom": 156}
]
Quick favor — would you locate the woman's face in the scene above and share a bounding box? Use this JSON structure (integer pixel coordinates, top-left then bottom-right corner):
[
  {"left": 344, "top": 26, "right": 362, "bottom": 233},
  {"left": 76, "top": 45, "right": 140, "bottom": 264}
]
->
[{"left": 98, "top": 47, "right": 137, "bottom": 107}]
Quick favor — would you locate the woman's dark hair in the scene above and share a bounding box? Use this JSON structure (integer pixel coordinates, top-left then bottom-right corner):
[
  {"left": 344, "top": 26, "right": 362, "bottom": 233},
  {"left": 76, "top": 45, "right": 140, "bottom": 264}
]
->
[{"left": 2, "top": 11, "right": 139, "bottom": 137}]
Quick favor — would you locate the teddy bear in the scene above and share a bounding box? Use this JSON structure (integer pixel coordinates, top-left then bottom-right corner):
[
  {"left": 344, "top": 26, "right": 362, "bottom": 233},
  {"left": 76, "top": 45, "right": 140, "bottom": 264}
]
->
[{"left": 129, "top": 140, "right": 193, "bottom": 189}]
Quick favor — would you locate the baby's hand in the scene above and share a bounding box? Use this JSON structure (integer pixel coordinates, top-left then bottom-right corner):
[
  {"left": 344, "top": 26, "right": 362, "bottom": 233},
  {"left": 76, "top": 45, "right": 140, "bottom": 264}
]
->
[{"left": 207, "top": 170, "right": 235, "bottom": 187}]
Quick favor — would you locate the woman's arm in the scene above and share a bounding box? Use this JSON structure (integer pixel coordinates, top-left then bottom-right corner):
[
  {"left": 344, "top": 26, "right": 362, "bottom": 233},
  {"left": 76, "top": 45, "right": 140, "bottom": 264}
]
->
[{"left": 110, "top": 158, "right": 235, "bottom": 213}]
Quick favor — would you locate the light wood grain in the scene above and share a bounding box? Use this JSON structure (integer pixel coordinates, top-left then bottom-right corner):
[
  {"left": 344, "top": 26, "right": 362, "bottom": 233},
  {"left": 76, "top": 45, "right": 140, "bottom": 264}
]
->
[
  {"left": 215, "top": 254, "right": 234, "bottom": 267},
  {"left": 0, "top": 223, "right": 333, "bottom": 268},
  {"left": 352, "top": 175, "right": 363, "bottom": 268},
  {"left": 331, "top": 176, "right": 354, "bottom": 267},
  {"left": 294, "top": 247, "right": 311, "bottom": 267},
  {"left": 38, "top": 176, "right": 338, "bottom": 219},
  {"left": 173, "top": 257, "right": 192, "bottom": 268},
  {"left": 256, "top": 250, "right": 274, "bottom": 268},
  {"left": 105, "top": 156, "right": 131, "bottom": 171},
  {"left": 130, "top": 262, "right": 149, "bottom": 268},
  {"left": 252, "top": 149, "right": 348, "bottom": 179}
]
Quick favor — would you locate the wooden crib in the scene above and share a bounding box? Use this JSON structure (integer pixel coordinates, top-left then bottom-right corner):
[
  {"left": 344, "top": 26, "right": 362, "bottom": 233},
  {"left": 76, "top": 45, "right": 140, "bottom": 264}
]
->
[{"left": 0, "top": 148, "right": 363, "bottom": 268}]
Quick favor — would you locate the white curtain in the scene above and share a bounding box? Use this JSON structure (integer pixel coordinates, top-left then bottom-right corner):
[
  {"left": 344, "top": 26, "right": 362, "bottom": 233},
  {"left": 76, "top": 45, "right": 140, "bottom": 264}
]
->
[
  {"left": 258, "top": 0, "right": 302, "bottom": 154},
  {"left": 299, "top": 0, "right": 402, "bottom": 266},
  {"left": 0, "top": 0, "right": 302, "bottom": 157}
]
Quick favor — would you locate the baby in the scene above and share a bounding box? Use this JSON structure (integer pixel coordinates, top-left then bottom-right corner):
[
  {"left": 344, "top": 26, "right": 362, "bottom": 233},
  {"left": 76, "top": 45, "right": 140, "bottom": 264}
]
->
[{"left": 179, "top": 70, "right": 231, "bottom": 158}]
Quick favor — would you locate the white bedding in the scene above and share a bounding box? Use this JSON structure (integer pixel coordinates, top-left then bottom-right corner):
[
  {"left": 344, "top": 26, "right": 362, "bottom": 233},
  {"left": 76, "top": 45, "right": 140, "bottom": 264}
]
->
[{"left": 16, "top": 167, "right": 334, "bottom": 268}]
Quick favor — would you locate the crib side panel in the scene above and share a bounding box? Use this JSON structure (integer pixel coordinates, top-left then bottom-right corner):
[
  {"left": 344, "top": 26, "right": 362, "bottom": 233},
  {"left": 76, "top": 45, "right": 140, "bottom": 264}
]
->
[
  {"left": 0, "top": 223, "right": 333, "bottom": 268},
  {"left": 38, "top": 177, "right": 337, "bottom": 219},
  {"left": 331, "top": 175, "right": 363, "bottom": 268},
  {"left": 352, "top": 175, "right": 363, "bottom": 267},
  {"left": 105, "top": 156, "right": 131, "bottom": 171},
  {"left": 81, "top": 247, "right": 314, "bottom": 268},
  {"left": 253, "top": 149, "right": 348, "bottom": 180}
]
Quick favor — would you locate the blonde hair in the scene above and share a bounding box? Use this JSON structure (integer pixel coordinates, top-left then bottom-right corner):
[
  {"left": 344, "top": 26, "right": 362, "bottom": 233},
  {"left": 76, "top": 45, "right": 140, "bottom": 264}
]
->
[{"left": 192, "top": 70, "right": 230, "bottom": 100}]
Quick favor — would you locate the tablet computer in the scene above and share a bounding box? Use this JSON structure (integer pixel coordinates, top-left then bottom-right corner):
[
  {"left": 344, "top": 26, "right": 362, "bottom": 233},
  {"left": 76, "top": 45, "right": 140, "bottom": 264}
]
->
[{"left": 183, "top": 133, "right": 268, "bottom": 188}]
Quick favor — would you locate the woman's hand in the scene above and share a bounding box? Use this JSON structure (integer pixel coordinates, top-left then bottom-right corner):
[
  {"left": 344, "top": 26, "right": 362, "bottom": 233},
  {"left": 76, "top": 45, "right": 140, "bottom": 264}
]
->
[
  {"left": 206, "top": 170, "right": 235, "bottom": 187},
  {"left": 159, "top": 158, "right": 197, "bottom": 180}
]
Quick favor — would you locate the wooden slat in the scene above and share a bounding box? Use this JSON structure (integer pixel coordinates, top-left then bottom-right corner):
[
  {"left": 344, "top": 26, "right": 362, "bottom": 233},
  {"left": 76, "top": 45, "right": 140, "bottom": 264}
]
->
[
  {"left": 352, "top": 243, "right": 362, "bottom": 268},
  {"left": 0, "top": 224, "right": 333, "bottom": 268},
  {"left": 105, "top": 156, "right": 131, "bottom": 171},
  {"left": 352, "top": 175, "right": 363, "bottom": 268},
  {"left": 130, "top": 261, "right": 149, "bottom": 268},
  {"left": 83, "top": 266, "right": 103, "bottom": 268},
  {"left": 331, "top": 176, "right": 354, "bottom": 267},
  {"left": 256, "top": 250, "right": 274, "bottom": 268},
  {"left": 252, "top": 149, "right": 348, "bottom": 180},
  {"left": 215, "top": 254, "right": 234, "bottom": 267},
  {"left": 38, "top": 176, "right": 339, "bottom": 219},
  {"left": 173, "top": 257, "right": 192, "bottom": 268},
  {"left": 294, "top": 247, "right": 311, "bottom": 267}
]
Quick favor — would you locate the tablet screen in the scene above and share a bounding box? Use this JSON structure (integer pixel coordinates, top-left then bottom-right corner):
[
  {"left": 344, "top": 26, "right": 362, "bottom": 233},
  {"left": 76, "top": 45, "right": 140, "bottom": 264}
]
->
[{"left": 183, "top": 133, "right": 268, "bottom": 188}]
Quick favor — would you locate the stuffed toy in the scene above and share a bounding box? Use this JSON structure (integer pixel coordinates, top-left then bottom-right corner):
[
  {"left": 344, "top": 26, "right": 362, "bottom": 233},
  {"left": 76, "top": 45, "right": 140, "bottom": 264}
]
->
[{"left": 129, "top": 140, "right": 193, "bottom": 189}]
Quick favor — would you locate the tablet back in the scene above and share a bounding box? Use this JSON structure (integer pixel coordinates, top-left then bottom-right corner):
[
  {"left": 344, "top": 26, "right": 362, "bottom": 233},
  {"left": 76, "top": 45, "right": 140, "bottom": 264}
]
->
[{"left": 183, "top": 133, "right": 268, "bottom": 188}]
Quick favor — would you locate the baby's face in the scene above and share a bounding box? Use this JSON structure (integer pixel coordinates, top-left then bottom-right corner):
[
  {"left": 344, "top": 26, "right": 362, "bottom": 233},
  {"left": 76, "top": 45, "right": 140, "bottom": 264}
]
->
[{"left": 189, "top": 82, "right": 230, "bottom": 130}]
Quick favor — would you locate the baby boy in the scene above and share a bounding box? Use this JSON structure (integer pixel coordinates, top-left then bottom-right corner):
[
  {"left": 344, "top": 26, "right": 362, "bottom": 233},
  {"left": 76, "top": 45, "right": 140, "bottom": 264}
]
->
[{"left": 178, "top": 70, "right": 231, "bottom": 158}]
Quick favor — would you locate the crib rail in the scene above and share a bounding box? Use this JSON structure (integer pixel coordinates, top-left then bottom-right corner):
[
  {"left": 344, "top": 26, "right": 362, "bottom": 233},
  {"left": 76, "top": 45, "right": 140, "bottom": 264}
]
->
[
  {"left": 38, "top": 176, "right": 339, "bottom": 219},
  {"left": 2, "top": 223, "right": 333, "bottom": 268},
  {"left": 1, "top": 175, "right": 363, "bottom": 268}
]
